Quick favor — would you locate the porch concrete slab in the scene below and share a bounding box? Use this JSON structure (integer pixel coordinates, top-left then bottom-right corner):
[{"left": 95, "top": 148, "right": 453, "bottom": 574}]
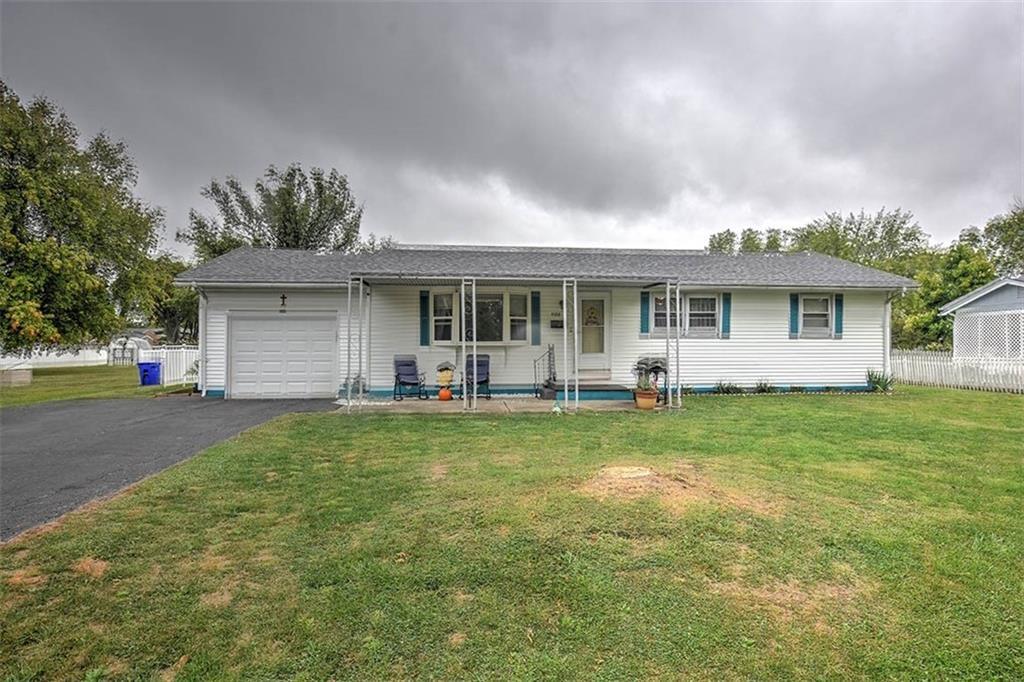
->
[{"left": 338, "top": 398, "right": 637, "bottom": 414}]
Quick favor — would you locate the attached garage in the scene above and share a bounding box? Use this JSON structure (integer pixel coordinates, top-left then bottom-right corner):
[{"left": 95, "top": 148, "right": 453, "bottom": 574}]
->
[{"left": 228, "top": 314, "right": 338, "bottom": 398}]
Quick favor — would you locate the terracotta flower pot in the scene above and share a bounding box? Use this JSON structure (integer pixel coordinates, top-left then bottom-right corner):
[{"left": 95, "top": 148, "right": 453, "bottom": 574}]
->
[{"left": 634, "top": 388, "right": 659, "bottom": 410}]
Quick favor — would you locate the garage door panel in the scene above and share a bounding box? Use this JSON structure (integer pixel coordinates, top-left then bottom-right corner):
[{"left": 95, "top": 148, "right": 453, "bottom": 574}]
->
[{"left": 229, "top": 315, "right": 338, "bottom": 399}]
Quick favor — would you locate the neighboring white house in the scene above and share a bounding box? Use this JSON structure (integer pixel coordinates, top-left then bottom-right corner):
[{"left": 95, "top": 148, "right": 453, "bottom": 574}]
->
[
  {"left": 174, "top": 245, "right": 917, "bottom": 400},
  {"left": 939, "top": 276, "right": 1024, "bottom": 360}
]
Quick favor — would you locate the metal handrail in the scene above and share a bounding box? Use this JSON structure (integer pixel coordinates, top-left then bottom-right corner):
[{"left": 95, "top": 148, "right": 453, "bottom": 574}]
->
[{"left": 532, "top": 344, "right": 556, "bottom": 398}]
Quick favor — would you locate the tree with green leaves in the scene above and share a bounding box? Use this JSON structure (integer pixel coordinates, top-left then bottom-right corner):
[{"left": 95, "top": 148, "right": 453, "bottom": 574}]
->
[
  {"left": 738, "top": 228, "right": 764, "bottom": 253},
  {"left": 1, "top": 82, "right": 162, "bottom": 353},
  {"left": 145, "top": 255, "right": 198, "bottom": 345},
  {"left": 706, "top": 229, "right": 737, "bottom": 254},
  {"left": 764, "top": 229, "right": 785, "bottom": 251},
  {"left": 178, "top": 164, "right": 387, "bottom": 261},
  {"left": 980, "top": 200, "right": 1024, "bottom": 276},
  {"left": 787, "top": 208, "right": 928, "bottom": 274},
  {"left": 893, "top": 240, "right": 997, "bottom": 349}
]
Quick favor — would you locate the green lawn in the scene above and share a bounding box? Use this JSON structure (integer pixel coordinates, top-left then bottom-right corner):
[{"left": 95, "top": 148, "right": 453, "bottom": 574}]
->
[
  {"left": 2, "top": 387, "right": 1022, "bottom": 679},
  {"left": 0, "top": 365, "right": 168, "bottom": 408}
]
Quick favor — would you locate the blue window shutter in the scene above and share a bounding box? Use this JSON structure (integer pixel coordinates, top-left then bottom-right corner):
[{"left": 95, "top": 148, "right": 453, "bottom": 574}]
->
[
  {"left": 530, "top": 291, "right": 541, "bottom": 345},
  {"left": 834, "top": 294, "right": 844, "bottom": 339},
  {"left": 789, "top": 294, "right": 800, "bottom": 339},
  {"left": 721, "top": 293, "right": 731, "bottom": 339},
  {"left": 640, "top": 291, "right": 650, "bottom": 334},
  {"left": 419, "top": 290, "right": 430, "bottom": 346}
]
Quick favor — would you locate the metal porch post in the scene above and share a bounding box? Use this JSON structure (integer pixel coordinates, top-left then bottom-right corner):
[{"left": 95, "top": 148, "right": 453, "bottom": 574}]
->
[
  {"left": 471, "top": 278, "right": 478, "bottom": 411},
  {"left": 674, "top": 281, "right": 682, "bottom": 408},
  {"left": 573, "top": 279, "right": 580, "bottom": 411},
  {"left": 346, "top": 280, "right": 352, "bottom": 413},
  {"left": 665, "top": 281, "right": 671, "bottom": 408},
  {"left": 366, "top": 285, "right": 372, "bottom": 404},
  {"left": 461, "top": 279, "right": 467, "bottom": 410},
  {"left": 357, "top": 277, "right": 364, "bottom": 409},
  {"left": 565, "top": 278, "right": 573, "bottom": 409}
]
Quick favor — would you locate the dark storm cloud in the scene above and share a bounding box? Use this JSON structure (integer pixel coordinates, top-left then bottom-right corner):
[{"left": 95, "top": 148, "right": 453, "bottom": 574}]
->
[{"left": 2, "top": 1, "right": 1020, "bottom": 255}]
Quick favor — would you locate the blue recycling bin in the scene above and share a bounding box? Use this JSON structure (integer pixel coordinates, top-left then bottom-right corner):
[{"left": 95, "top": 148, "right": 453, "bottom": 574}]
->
[{"left": 138, "top": 361, "right": 162, "bottom": 386}]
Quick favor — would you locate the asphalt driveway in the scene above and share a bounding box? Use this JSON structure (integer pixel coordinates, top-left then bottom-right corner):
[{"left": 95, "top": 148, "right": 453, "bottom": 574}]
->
[{"left": 1, "top": 396, "right": 335, "bottom": 540}]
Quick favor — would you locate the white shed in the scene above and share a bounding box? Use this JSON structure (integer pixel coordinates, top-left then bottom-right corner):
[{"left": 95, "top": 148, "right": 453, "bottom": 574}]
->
[{"left": 940, "top": 277, "right": 1024, "bottom": 360}]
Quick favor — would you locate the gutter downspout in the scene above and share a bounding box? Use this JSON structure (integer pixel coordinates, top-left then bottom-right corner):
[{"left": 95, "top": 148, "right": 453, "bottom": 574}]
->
[
  {"left": 883, "top": 288, "right": 905, "bottom": 375},
  {"left": 197, "top": 286, "right": 208, "bottom": 396}
]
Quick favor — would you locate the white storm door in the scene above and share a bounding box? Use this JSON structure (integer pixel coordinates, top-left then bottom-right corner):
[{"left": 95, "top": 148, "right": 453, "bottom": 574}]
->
[
  {"left": 578, "top": 295, "right": 610, "bottom": 370},
  {"left": 229, "top": 315, "right": 337, "bottom": 398}
]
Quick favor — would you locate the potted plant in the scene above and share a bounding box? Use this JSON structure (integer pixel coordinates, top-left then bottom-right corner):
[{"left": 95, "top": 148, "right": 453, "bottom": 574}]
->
[
  {"left": 632, "top": 357, "right": 664, "bottom": 410},
  {"left": 633, "top": 370, "right": 660, "bottom": 410}
]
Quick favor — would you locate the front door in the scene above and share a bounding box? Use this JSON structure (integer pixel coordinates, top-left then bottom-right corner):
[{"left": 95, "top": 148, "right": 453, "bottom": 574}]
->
[{"left": 578, "top": 294, "right": 610, "bottom": 370}]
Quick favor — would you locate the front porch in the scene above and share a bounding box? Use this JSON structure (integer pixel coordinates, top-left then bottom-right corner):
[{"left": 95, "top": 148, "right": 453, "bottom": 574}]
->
[{"left": 335, "top": 395, "right": 639, "bottom": 414}]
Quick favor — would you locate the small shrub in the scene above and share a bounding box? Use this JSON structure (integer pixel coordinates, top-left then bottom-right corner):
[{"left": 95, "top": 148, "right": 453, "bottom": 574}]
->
[
  {"left": 714, "top": 381, "right": 744, "bottom": 395},
  {"left": 866, "top": 369, "right": 895, "bottom": 393},
  {"left": 789, "top": 385, "right": 806, "bottom": 393},
  {"left": 678, "top": 384, "right": 694, "bottom": 395},
  {"left": 754, "top": 379, "right": 775, "bottom": 394}
]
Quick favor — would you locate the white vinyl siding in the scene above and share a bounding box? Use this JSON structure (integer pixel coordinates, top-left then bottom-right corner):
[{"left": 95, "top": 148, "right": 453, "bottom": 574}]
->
[
  {"left": 610, "top": 288, "right": 884, "bottom": 387},
  {"left": 201, "top": 288, "right": 354, "bottom": 397},
  {"left": 199, "top": 285, "right": 887, "bottom": 395}
]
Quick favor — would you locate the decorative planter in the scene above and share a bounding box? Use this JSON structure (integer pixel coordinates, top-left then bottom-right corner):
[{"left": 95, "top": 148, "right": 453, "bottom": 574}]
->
[{"left": 634, "top": 388, "right": 659, "bottom": 410}]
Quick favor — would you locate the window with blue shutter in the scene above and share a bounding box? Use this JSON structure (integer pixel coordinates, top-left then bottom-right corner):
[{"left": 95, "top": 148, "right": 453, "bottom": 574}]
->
[
  {"left": 530, "top": 291, "right": 541, "bottom": 345},
  {"left": 640, "top": 291, "right": 650, "bottom": 334},
  {"left": 789, "top": 294, "right": 800, "bottom": 339},
  {"left": 833, "top": 294, "right": 844, "bottom": 339},
  {"left": 721, "top": 293, "right": 731, "bottom": 339},
  {"left": 419, "top": 290, "right": 430, "bottom": 346}
]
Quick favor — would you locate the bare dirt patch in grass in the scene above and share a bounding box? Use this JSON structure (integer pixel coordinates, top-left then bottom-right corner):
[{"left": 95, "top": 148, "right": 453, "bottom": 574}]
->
[
  {"left": 709, "top": 576, "right": 873, "bottom": 627},
  {"left": 579, "top": 463, "right": 778, "bottom": 516},
  {"left": 200, "top": 583, "right": 235, "bottom": 608},
  {"left": 72, "top": 556, "right": 109, "bottom": 578},
  {"left": 159, "top": 654, "right": 190, "bottom": 681},
  {"left": 6, "top": 565, "right": 47, "bottom": 588},
  {"left": 429, "top": 462, "right": 449, "bottom": 481},
  {"left": 199, "top": 553, "right": 231, "bottom": 572},
  {"left": 448, "top": 632, "right": 467, "bottom": 647}
]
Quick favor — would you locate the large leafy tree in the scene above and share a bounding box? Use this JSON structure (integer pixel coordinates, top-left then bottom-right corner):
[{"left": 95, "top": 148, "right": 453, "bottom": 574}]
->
[
  {"left": 1, "top": 83, "right": 161, "bottom": 353},
  {"left": 980, "top": 200, "right": 1024, "bottom": 276},
  {"left": 145, "top": 255, "right": 198, "bottom": 345},
  {"left": 178, "top": 164, "right": 382, "bottom": 261},
  {"left": 706, "top": 229, "right": 738, "bottom": 254},
  {"left": 786, "top": 208, "right": 928, "bottom": 274},
  {"left": 738, "top": 228, "right": 764, "bottom": 253},
  {"left": 894, "top": 240, "right": 996, "bottom": 349}
]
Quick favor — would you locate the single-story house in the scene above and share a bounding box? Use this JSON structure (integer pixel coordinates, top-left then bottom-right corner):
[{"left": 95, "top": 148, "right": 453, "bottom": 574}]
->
[
  {"left": 174, "top": 244, "right": 916, "bottom": 403},
  {"left": 939, "top": 276, "right": 1024, "bottom": 360}
]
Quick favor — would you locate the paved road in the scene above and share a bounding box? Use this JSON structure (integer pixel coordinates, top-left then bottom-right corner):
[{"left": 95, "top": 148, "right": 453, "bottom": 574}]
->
[{"left": 0, "top": 397, "right": 335, "bottom": 540}]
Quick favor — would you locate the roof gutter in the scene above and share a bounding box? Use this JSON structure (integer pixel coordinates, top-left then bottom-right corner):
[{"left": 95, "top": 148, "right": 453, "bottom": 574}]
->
[{"left": 173, "top": 280, "right": 349, "bottom": 289}]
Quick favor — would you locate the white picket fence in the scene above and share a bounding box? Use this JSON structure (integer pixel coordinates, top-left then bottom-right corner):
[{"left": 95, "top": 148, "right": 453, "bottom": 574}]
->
[
  {"left": 138, "top": 346, "right": 200, "bottom": 386},
  {"left": 1, "top": 348, "right": 109, "bottom": 370},
  {"left": 891, "top": 350, "right": 1024, "bottom": 393}
]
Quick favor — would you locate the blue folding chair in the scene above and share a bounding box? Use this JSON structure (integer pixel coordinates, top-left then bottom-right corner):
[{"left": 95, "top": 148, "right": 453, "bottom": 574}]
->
[
  {"left": 393, "top": 355, "right": 428, "bottom": 400},
  {"left": 461, "top": 353, "right": 491, "bottom": 400}
]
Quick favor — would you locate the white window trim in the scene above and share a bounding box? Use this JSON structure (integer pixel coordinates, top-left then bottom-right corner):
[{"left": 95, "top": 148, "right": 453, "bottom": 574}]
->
[
  {"left": 648, "top": 292, "right": 721, "bottom": 338},
  {"left": 799, "top": 294, "right": 833, "bottom": 338},
  {"left": 431, "top": 288, "right": 533, "bottom": 346},
  {"left": 685, "top": 294, "right": 720, "bottom": 338}
]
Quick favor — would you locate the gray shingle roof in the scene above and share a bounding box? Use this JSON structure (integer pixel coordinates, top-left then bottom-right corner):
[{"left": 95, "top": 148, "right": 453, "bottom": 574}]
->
[
  {"left": 177, "top": 244, "right": 917, "bottom": 289},
  {"left": 174, "top": 247, "right": 353, "bottom": 284}
]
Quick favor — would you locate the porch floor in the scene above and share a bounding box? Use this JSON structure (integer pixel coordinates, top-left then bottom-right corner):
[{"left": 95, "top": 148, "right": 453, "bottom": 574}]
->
[{"left": 335, "top": 397, "right": 639, "bottom": 414}]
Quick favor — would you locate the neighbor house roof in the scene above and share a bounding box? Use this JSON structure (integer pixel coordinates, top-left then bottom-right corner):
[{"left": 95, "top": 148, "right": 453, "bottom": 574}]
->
[
  {"left": 938, "top": 276, "right": 1024, "bottom": 315},
  {"left": 176, "top": 244, "right": 917, "bottom": 289}
]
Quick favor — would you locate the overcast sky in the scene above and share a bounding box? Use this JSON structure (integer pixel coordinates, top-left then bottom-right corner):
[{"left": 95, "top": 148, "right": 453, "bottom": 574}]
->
[{"left": 2, "top": 1, "right": 1021, "bottom": 259}]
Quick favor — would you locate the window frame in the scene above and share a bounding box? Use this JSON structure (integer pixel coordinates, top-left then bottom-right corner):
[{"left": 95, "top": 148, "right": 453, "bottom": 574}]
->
[
  {"left": 652, "top": 292, "right": 682, "bottom": 331},
  {"left": 430, "top": 288, "right": 533, "bottom": 346},
  {"left": 431, "top": 292, "right": 454, "bottom": 343},
  {"left": 648, "top": 292, "right": 722, "bottom": 338},
  {"left": 685, "top": 294, "right": 720, "bottom": 337},
  {"left": 800, "top": 294, "right": 833, "bottom": 338}
]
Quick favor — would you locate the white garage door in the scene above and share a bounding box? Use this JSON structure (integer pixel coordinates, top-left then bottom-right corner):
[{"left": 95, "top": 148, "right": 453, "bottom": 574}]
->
[{"left": 229, "top": 315, "right": 338, "bottom": 398}]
